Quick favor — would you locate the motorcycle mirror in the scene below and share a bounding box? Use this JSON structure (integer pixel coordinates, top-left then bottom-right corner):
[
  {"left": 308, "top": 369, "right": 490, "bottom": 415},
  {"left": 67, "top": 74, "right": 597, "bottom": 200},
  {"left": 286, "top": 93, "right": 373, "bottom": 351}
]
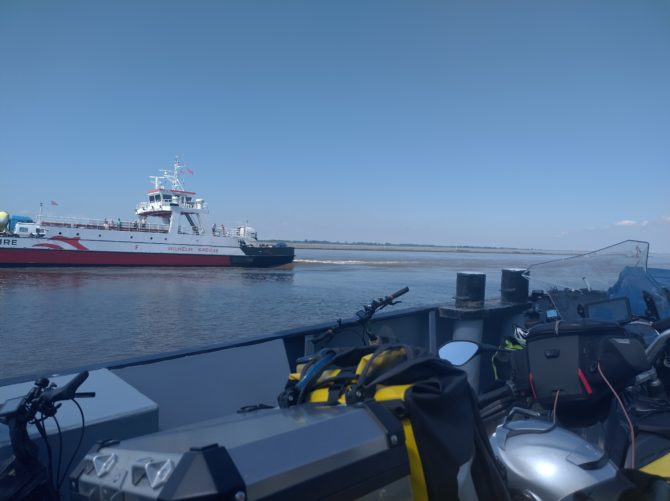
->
[{"left": 439, "top": 340, "right": 480, "bottom": 366}]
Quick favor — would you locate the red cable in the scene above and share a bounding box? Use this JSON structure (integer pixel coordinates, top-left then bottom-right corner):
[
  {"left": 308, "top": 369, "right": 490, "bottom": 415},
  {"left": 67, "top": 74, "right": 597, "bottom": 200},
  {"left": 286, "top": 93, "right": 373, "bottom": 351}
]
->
[{"left": 597, "top": 362, "right": 635, "bottom": 469}]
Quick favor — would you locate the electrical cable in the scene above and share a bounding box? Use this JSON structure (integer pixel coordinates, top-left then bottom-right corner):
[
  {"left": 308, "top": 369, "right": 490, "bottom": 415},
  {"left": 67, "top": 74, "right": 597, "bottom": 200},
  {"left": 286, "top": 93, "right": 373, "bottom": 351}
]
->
[
  {"left": 53, "top": 415, "right": 63, "bottom": 492},
  {"left": 59, "top": 399, "right": 86, "bottom": 490},
  {"left": 34, "top": 417, "right": 55, "bottom": 492},
  {"left": 598, "top": 362, "right": 636, "bottom": 469},
  {"left": 552, "top": 389, "right": 560, "bottom": 424}
]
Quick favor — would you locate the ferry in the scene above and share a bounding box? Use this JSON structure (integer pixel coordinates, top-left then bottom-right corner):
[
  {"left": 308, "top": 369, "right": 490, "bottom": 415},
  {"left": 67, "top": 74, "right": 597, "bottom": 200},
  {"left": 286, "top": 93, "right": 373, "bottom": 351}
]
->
[{"left": 0, "top": 159, "right": 294, "bottom": 268}]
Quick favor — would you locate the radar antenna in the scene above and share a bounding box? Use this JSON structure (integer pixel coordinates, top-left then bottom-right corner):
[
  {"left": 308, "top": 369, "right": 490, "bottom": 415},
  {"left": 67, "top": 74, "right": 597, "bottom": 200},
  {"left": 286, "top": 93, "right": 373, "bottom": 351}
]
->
[{"left": 149, "top": 157, "right": 187, "bottom": 191}]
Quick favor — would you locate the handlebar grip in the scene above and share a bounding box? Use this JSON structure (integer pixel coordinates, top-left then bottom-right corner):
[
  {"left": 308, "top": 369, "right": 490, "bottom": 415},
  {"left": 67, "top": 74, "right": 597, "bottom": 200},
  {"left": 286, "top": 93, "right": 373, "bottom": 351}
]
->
[
  {"left": 43, "top": 371, "right": 90, "bottom": 404},
  {"left": 653, "top": 316, "right": 670, "bottom": 333},
  {"left": 312, "top": 329, "right": 334, "bottom": 344},
  {"left": 62, "top": 371, "right": 89, "bottom": 398},
  {"left": 74, "top": 392, "right": 96, "bottom": 399},
  {"left": 478, "top": 384, "right": 514, "bottom": 409},
  {"left": 389, "top": 287, "right": 409, "bottom": 300}
]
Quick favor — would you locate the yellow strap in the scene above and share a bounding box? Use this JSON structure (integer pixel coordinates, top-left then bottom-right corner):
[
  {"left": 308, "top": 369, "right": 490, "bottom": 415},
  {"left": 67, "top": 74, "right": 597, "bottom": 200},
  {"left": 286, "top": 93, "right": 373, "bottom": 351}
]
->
[
  {"left": 355, "top": 354, "right": 373, "bottom": 375},
  {"left": 640, "top": 452, "right": 670, "bottom": 478},
  {"left": 375, "top": 384, "right": 429, "bottom": 501},
  {"left": 375, "top": 384, "right": 412, "bottom": 401},
  {"left": 355, "top": 348, "right": 407, "bottom": 377},
  {"left": 290, "top": 367, "right": 342, "bottom": 384},
  {"left": 315, "top": 368, "right": 341, "bottom": 384},
  {"left": 292, "top": 359, "right": 429, "bottom": 500},
  {"left": 307, "top": 387, "right": 346, "bottom": 404}
]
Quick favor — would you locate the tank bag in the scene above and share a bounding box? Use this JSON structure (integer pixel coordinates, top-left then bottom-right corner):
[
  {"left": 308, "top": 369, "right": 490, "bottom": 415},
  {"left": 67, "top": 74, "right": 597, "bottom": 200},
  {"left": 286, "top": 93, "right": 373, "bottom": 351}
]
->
[{"left": 278, "top": 344, "right": 509, "bottom": 501}]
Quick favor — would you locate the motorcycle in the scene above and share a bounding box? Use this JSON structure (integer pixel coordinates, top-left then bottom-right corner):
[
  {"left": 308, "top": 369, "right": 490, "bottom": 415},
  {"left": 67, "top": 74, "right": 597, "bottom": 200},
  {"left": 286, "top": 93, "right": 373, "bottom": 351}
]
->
[{"left": 440, "top": 240, "right": 670, "bottom": 500}]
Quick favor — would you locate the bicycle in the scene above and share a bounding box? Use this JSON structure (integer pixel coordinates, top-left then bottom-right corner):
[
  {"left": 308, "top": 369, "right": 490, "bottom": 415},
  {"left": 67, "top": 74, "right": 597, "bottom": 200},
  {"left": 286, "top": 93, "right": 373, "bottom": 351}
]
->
[{"left": 0, "top": 372, "right": 95, "bottom": 500}]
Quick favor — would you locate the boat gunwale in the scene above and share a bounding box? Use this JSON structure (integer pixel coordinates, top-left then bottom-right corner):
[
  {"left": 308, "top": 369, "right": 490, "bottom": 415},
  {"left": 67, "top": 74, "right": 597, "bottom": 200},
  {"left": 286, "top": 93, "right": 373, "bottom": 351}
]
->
[{"left": 0, "top": 303, "right": 443, "bottom": 387}]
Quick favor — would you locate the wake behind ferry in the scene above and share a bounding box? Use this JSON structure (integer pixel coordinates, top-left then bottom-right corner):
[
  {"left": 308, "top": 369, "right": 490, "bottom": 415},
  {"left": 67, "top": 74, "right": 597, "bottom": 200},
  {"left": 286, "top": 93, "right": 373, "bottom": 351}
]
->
[{"left": 0, "top": 159, "right": 294, "bottom": 268}]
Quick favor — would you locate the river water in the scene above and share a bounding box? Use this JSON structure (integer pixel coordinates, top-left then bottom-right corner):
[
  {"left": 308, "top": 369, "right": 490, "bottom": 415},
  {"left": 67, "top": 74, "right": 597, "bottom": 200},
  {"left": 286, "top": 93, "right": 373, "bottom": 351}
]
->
[{"left": 1, "top": 248, "right": 669, "bottom": 381}]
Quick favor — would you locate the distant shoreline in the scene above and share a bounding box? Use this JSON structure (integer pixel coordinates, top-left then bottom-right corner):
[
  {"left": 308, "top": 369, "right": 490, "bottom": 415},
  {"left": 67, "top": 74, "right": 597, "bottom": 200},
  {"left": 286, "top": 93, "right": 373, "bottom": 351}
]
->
[{"left": 285, "top": 241, "right": 580, "bottom": 255}]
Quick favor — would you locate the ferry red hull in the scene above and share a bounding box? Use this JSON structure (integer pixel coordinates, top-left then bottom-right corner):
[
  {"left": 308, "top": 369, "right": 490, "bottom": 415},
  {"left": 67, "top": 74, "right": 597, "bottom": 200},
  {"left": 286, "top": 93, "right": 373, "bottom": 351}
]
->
[{"left": 0, "top": 248, "right": 293, "bottom": 268}]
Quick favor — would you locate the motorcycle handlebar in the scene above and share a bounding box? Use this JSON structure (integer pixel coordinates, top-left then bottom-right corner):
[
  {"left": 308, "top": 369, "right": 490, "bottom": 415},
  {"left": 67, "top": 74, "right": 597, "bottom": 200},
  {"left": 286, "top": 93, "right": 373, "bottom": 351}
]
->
[
  {"left": 646, "top": 329, "right": 670, "bottom": 366},
  {"left": 652, "top": 317, "right": 670, "bottom": 334},
  {"left": 478, "top": 383, "right": 515, "bottom": 409}
]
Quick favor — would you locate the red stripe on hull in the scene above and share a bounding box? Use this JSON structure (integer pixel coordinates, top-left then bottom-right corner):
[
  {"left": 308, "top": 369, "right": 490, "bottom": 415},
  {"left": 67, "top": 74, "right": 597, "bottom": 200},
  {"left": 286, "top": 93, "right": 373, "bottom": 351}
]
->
[
  {"left": 0, "top": 248, "right": 233, "bottom": 267},
  {"left": 50, "top": 235, "right": 89, "bottom": 250}
]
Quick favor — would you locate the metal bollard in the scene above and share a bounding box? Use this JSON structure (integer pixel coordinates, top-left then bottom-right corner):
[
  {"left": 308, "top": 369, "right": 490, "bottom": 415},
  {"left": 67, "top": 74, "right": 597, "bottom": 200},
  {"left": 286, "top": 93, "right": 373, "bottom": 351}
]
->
[
  {"left": 455, "top": 272, "right": 486, "bottom": 308},
  {"left": 500, "top": 268, "right": 529, "bottom": 304},
  {"left": 453, "top": 272, "right": 486, "bottom": 390}
]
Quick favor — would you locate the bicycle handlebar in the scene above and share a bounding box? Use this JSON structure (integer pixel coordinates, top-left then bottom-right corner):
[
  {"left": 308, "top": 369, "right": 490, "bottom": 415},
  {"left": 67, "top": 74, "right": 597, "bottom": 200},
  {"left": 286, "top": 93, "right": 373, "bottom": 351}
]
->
[
  {"left": 38, "top": 371, "right": 91, "bottom": 407},
  {"left": 371, "top": 286, "right": 410, "bottom": 308},
  {"left": 0, "top": 371, "right": 94, "bottom": 423},
  {"left": 313, "top": 287, "right": 410, "bottom": 345},
  {"left": 357, "top": 287, "right": 410, "bottom": 321},
  {"left": 389, "top": 286, "right": 410, "bottom": 300}
]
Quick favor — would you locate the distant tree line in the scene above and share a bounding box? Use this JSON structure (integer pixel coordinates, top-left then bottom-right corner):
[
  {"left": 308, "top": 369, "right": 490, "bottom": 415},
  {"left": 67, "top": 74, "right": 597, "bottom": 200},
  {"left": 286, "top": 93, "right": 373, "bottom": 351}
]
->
[{"left": 289, "top": 239, "right": 524, "bottom": 250}]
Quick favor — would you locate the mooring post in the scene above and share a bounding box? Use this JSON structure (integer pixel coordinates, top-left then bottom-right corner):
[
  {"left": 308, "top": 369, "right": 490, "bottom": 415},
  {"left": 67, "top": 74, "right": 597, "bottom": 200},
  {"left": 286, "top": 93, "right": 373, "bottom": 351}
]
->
[
  {"left": 455, "top": 272, "right": 486, "bottom": 309},
  {"left": 453, "top": 272, "right": 486, "bottom": 390},
  {"left": 500, "top": 268, "right": 529, "bottom": 304}
]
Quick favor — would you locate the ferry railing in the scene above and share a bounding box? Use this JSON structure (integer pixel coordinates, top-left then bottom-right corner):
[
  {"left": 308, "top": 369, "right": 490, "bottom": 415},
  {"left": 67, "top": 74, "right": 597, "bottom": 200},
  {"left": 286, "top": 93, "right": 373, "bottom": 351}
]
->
[
  {"left": 136, "top": 201, "right": 208, "bottom": 212},
  {"left": 208, "top": 227, "right": 257, "bottom": 239},
  {"left": 40, "top": 215, "right": 169, "bottom": 234},
  {"left": 227, "top": 228, "right": 257, "bottom": 239}
]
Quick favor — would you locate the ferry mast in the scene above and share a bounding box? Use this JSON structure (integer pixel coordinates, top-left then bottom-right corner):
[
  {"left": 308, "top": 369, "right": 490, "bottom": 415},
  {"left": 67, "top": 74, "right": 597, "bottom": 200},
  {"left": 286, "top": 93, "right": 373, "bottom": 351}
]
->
[{"left": 136, "top": 158, "right": 208, "bottom": 235}]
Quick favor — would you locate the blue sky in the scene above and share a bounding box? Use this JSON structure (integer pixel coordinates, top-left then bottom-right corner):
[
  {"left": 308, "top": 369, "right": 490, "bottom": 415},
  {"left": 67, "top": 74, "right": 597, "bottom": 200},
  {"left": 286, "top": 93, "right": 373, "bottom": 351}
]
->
[{"left": 2, "top": 1, "right": 670, "bottom": 252}]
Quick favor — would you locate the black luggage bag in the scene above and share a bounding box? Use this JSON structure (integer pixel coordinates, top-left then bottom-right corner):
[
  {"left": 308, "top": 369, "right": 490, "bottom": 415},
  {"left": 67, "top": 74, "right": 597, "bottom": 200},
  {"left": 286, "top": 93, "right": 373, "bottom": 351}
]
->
[{"left": 525, "top": 320, "right": 636, "bottom": 425}]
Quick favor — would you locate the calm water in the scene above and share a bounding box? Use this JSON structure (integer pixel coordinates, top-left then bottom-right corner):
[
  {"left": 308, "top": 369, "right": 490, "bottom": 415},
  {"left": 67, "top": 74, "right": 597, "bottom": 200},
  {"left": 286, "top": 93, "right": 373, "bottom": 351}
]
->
[{"left": 1, "top": 248, "right": 668, "bottom": 381}]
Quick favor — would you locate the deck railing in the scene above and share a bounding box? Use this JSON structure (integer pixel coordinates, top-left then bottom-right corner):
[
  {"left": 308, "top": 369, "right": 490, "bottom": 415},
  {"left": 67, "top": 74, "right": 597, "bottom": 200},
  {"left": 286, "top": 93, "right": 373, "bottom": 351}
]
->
[
  {"left": 39, "top": 215, "right": 252, "bottom": 239},
  {"left": 136, "top": 200, "right": 208, "bottom": 212},
  {"left": 39, "top": 216, "right": 170, "bottom": 234}
]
